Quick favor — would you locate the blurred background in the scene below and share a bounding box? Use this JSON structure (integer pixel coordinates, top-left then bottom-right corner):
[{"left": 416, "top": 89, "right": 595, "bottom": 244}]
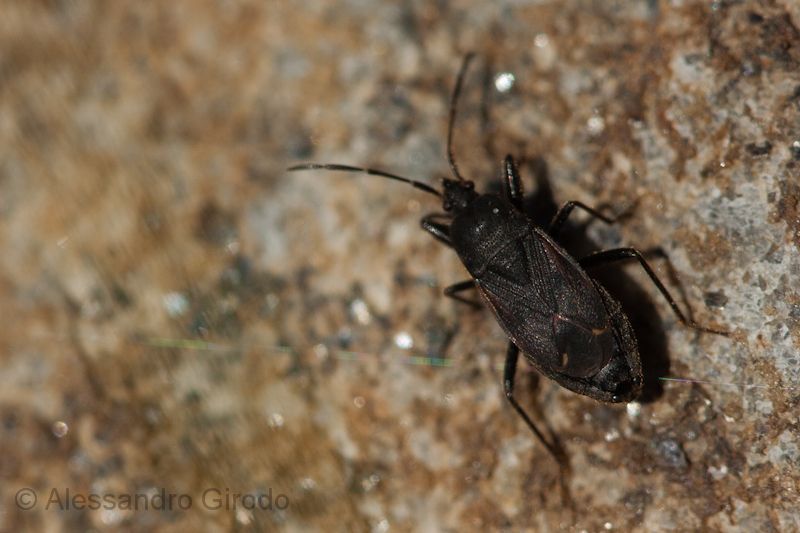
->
[{"left": 1, "top": 0, "right": 799, "bottom": 531}]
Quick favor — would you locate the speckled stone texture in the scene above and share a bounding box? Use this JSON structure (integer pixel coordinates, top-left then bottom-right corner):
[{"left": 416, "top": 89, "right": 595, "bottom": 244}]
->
[{"left": 1, "top": 1, "right": 799, "bottom": 531}]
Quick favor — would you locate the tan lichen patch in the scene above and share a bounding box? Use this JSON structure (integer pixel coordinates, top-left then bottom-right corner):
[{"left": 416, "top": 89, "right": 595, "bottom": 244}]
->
[
  {"left": 770, "top": 177, "right": 800, "bottom": 250},
  {"left": 674, "top": 226, "right": 733, "bottom": 271}
]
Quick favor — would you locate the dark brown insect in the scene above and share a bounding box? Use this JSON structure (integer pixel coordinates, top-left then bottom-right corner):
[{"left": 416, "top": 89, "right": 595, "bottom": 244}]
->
[{"left": 289, "top": 54, "right": 727, "bottom": 458}]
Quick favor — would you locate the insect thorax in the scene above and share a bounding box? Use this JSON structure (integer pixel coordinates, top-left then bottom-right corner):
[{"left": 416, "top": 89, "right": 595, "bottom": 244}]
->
[{"left": 449, "top": 194, "right": 529, "bottom": 276}]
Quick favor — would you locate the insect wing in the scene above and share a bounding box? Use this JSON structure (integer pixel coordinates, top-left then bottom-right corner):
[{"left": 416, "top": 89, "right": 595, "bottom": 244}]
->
[{"left": 478, "top": 228, "right": 610, "bottom": 372}]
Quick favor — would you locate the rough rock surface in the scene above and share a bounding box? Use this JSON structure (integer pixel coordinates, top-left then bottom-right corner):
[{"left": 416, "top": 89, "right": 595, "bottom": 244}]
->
[{"left": 1, "top": 1, "right": 799, "bottom": 531}]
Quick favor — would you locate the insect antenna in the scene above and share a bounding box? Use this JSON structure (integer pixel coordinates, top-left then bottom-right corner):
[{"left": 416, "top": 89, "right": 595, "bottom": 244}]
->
[
  {"left": 446, "top": 52, "right": 475, "bottom": 182},
  {"left": 287, "top": 163, "right": 441, "bottom": 198}
]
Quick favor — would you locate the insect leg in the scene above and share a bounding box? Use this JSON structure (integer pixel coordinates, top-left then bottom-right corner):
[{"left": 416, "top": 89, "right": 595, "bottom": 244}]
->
[
  {"left": 502, "top": 155, "right": 525, "bottom": 210},
  {"left": 548, "top": 201, "right": 617, "bottom": 236},
  {"left": 504, "top": 342, "right": 560, "bottom": 460},
  {"left": 443, "top": 280, "right": 481, "bottom": 308},
  {"left": 421, "top": 213, "right": 453, "bottom": 246},
  {"left": 421, "top": 215, "right": 480, "bottom": 307},
  {"left": 579, "top": 247, "right": 729, "bottom": 336}
]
